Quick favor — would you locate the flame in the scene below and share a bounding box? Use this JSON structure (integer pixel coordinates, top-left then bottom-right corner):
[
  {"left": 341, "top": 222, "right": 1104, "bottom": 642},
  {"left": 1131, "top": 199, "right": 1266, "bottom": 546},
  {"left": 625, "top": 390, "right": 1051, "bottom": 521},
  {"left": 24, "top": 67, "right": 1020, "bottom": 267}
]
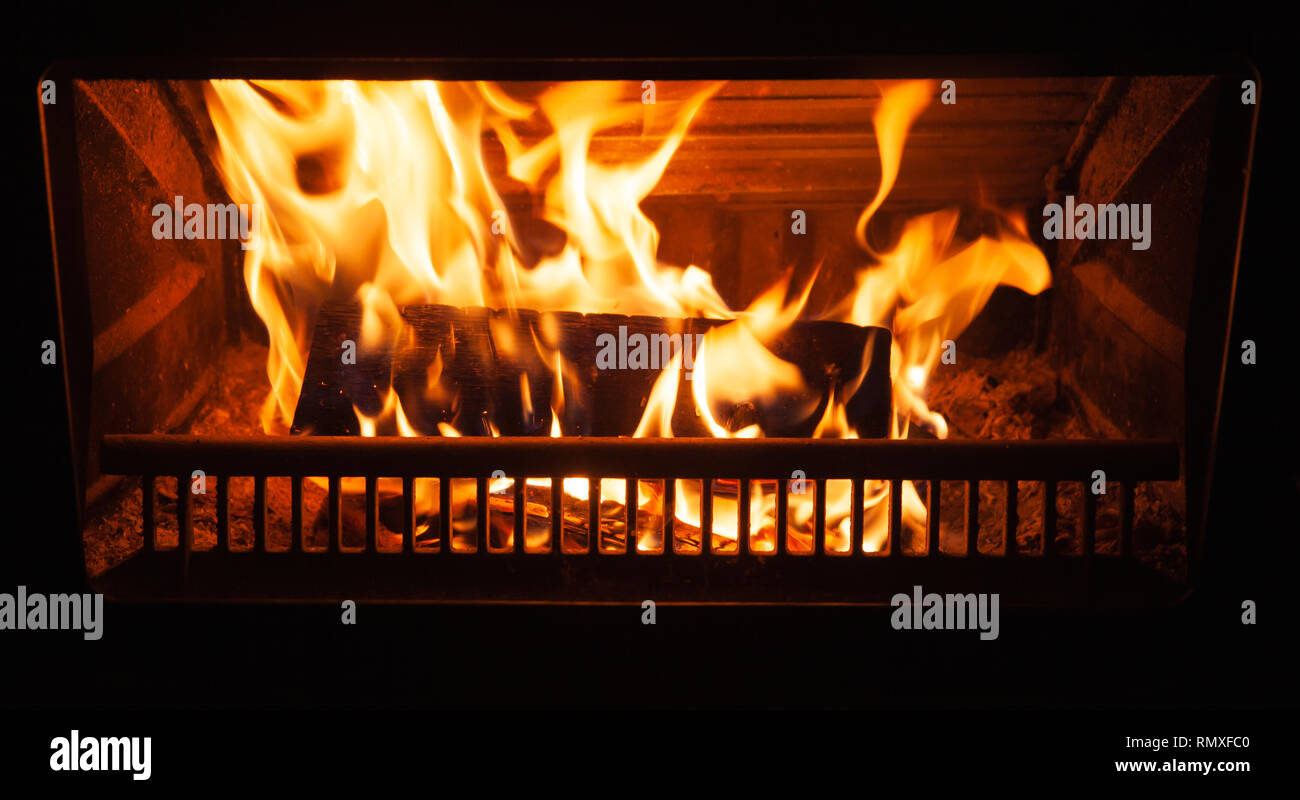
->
[
  {"left": 854, "top": 80, "right": 934, "bottom": 255},
  {"left": 833, "top": 82, "right": 1052, "bottom": 544},
  {"left": 206, "top": 78, "right": 1050, "bottom": 553},
  {"left": 205, "top": 79, "right": 731, "bottom": 436}
]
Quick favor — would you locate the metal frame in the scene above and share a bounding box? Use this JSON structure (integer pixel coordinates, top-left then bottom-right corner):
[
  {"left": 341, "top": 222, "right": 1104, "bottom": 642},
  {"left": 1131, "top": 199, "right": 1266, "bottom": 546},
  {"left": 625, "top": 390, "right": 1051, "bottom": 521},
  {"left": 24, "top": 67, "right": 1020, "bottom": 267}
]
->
[{"left": 41, "top": 56, "right": 1254, "bottom": 605}]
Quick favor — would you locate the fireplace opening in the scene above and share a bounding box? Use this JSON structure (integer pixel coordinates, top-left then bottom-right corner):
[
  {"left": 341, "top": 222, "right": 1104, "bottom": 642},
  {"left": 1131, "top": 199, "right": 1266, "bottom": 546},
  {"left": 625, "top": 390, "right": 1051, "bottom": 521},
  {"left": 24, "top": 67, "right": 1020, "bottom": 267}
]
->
[{"left": 42, "top": 64, "right": 1253, "bottom": 605}]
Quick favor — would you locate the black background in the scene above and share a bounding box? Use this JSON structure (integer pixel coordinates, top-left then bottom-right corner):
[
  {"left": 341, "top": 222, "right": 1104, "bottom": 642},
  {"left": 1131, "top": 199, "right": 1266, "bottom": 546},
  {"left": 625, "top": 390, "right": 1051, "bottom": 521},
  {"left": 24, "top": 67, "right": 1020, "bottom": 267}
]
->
[{"left": 3, "top": 1, "right": 1293, "bottom": 786}]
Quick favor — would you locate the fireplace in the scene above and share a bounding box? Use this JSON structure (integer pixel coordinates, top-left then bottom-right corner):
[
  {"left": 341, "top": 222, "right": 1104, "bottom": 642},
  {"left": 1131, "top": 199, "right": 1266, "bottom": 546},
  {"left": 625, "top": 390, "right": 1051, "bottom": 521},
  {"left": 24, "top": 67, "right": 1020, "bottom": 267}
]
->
[{"left": 41, "top": 59, "right": 1255, "bottom": 607}]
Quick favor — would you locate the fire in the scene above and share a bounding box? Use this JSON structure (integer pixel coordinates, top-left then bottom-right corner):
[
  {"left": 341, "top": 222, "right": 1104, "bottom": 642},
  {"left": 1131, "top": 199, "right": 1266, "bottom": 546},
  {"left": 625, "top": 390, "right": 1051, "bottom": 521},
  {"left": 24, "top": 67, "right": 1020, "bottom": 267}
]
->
[
  {"left": 205, "top": 79, "right": 731, "bottom": 435},
  {"left": 205, "top": 77, "right": 1050, "bottom": 553}
]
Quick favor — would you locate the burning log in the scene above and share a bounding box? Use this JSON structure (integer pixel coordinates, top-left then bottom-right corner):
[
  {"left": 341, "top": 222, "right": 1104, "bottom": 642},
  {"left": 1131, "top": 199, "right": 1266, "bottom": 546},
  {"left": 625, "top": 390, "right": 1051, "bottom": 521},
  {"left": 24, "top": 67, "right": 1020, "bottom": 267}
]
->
[{"left": 293, "top": 302, "right": 891, "bottom": 437}]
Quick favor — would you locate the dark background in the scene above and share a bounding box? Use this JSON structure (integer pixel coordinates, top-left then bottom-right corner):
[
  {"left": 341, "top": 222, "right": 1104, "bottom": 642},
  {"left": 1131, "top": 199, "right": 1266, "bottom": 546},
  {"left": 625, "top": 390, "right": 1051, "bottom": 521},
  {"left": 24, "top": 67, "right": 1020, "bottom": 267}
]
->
[{"left": 3, "top": 1, "right": 1293, "bottom": 783}]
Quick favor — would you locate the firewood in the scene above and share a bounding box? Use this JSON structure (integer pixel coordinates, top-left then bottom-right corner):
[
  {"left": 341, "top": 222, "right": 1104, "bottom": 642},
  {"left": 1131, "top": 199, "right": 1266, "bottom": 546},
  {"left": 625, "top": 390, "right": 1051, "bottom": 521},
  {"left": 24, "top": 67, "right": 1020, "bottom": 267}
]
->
[{"left": 294, "top": 302, "right": 891, "bottom": 437}]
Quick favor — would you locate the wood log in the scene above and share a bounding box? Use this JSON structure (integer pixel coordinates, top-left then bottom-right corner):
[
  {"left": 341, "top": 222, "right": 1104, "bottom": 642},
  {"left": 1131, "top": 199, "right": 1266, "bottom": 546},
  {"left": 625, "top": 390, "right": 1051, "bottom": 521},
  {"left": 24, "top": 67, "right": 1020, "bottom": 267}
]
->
[{"left": 294, "top": 302, "right": 891, "bottom": 438}]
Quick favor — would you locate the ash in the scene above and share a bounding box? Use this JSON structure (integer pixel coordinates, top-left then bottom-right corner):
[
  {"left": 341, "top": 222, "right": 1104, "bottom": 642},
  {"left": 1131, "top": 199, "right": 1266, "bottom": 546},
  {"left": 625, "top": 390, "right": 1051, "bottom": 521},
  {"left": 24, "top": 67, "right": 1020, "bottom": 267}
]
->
[{"left": 923, "top": 347, "right": 1186, "bottom": 580}]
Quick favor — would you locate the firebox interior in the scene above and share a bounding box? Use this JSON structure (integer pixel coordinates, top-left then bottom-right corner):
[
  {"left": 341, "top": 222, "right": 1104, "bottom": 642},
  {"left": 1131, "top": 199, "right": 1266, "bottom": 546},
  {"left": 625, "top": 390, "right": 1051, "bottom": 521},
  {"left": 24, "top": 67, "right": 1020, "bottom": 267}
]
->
[{"left": 39, "top": 67, "right": 1254, "bottom": 606}]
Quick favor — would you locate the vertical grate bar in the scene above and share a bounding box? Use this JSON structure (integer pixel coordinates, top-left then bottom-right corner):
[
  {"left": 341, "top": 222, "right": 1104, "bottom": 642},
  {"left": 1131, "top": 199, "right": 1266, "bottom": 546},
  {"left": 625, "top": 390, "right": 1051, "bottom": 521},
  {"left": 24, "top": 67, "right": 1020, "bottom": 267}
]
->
[
  {"left": 402, "top": 476, "right": 415, "bottom": 554},
  {"left": 176, "top": 474, "right": 193, "bottom": 553},
  {"left": 889, "top": 479, "right": 903, "bottom": 557},
  {"left": 851, "top": 479, "right": 864, "bottom": 556},
  {"left": 327, "top": 475, "right": 341, "bottom": 553},
  {"left": 775, "top": 478, "right": 788, "bottom": 556},
  {"left": 626, "top": 478, "right": 637, "bottom": 555},
  {"left": 290, "top": 475, "right": 303, "bottom": 552},
  {"left": 965, "top": 479, "right": 978, "bottom": 556},
  {"left": 1005, "top": 480, "right": 1019, "bottom": 556},
  {"left": 514, "top": 476, "right": 525, "bottom": 554},
  {"left": 1043, "top": 482, "right": 1058, "bottom": 557},
  {"left": 738, "top": 478, "right": 751, "bottom": 555},
  {"left": 663, "top": 478, "right": 676, "bottom": 555},
  {"left": 588, "top": 478, "right": 600, "bottom": 554},
  {"left": 702, "top": 480, "right": 714, "bottom": 555},
  {"left": 253, "top": 475, "right": 266, "bottom": 552},
  {"left": 1120, "top": 481, "right": 1134, "bottom": 558},
  {"left": 928, "top": 479, "right": 941, "bottom": 556},
  {"left": 476, "top": 476, "right": 488, "bottom": 555},
  {"left": 216, "top": 474, "right": 229, "bottom": 552},
  {"left": 550, "top": 476, "right": 562, "bottom": 555},
  {"left": 141, "top": 476, "right": 155, "bottom": 552},
  {"left": 365, "top": 476, "right": 377, "bottom": 553},
  {"left": 438, "top": 477, "right": 451, "bottom": 554},
  {"left": 814, "top": 478, "right": 827, "bottom": 556}
]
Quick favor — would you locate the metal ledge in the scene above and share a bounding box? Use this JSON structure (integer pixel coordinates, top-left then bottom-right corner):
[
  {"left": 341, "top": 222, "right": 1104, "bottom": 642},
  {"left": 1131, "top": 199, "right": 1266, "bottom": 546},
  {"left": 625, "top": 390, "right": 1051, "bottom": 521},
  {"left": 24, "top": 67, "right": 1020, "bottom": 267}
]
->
[{"left": 102, "top": 435, "right": 1179, "bottom": 482}]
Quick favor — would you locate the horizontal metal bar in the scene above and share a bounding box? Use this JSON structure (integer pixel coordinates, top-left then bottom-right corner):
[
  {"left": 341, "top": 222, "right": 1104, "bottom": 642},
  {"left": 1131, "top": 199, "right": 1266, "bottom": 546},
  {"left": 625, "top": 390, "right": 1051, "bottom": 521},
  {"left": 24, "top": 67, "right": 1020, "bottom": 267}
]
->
[{"left": 102, "top": 436, "right": 1180, "bottom": 482}]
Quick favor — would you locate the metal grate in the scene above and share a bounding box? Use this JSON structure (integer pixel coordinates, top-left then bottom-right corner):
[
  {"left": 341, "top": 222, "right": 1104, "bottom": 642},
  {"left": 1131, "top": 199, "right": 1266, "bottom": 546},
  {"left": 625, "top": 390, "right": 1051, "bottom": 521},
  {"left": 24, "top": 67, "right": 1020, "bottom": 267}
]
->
[{"left": 98, "top": 435, "right": 1180, "bottom": 606}]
